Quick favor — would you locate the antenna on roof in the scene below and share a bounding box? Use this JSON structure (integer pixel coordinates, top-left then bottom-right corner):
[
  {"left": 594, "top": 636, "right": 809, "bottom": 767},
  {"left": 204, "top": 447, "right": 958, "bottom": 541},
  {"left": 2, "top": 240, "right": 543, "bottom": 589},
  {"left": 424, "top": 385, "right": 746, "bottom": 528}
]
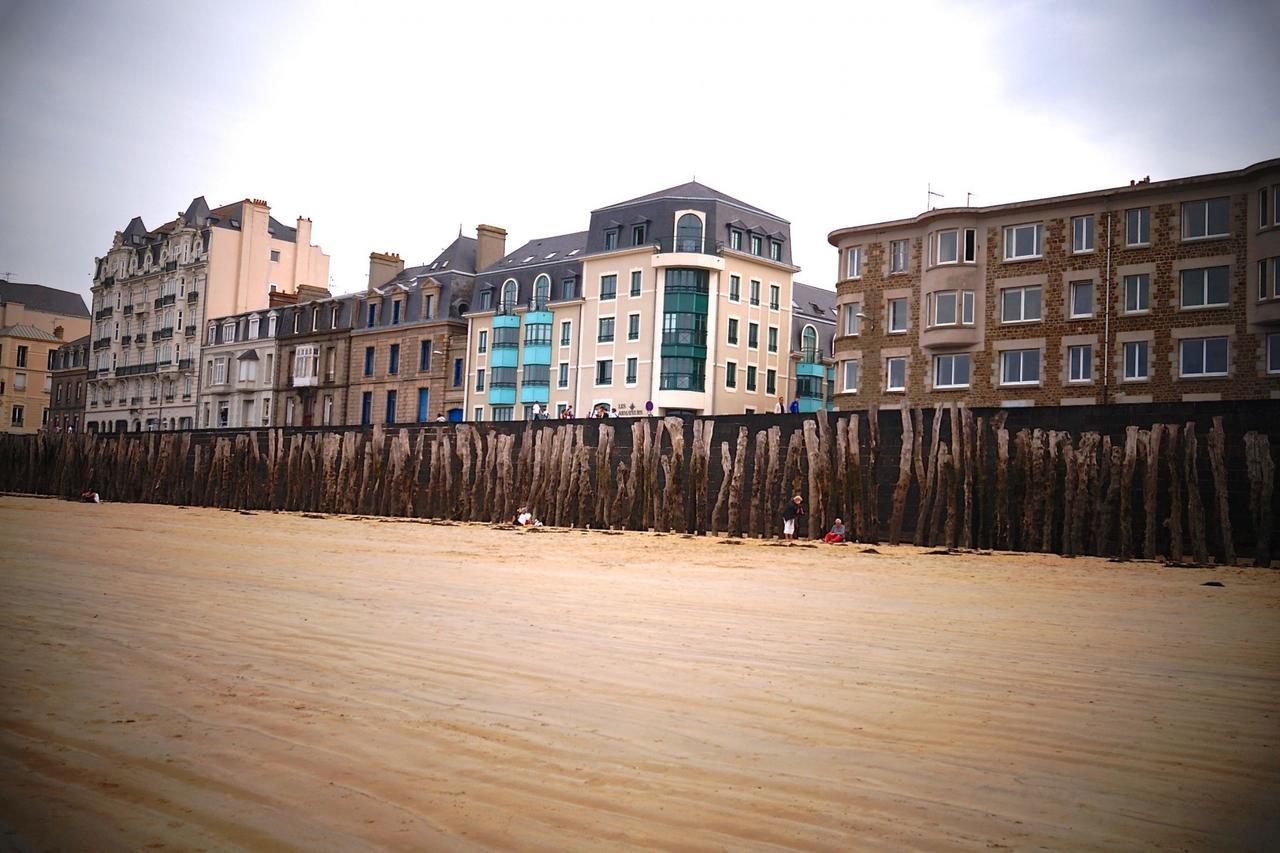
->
[
  {"left": 927, "top": 183, "right": 944, "bottom": 211},
  {"left": 966, "top": 192, "right": 975, "bottom": 207}
]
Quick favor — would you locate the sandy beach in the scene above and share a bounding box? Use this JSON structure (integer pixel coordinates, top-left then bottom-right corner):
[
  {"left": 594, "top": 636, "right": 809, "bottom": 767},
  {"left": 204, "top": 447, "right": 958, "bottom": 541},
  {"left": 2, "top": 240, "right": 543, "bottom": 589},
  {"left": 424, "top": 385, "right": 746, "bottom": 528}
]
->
[{"left": 0, "top": 494, "right": 1276, "bottom": 851}]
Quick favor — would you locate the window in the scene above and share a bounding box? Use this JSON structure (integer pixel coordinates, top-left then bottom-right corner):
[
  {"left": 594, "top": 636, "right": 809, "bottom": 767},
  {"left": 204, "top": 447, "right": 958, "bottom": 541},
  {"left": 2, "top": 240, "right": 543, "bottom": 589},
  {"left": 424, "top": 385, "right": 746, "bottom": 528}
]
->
[
  {"left": 628, "top": 313, "right": 640, "bottom": 341},
  {"left": 560, "top": 278, "right": 576, "bottom": 301},
  {"left": 887, "top": 297, "right": 908, "bottom": 332},
  {"left": 477, "top": 330, "right": 487, "bottom": 353},
  {"left": 1001, "top": 285, "right": 1042, "bottom": 323},
  {"left": 1268, "top": 334, "right": 1280, "bottom": 373},
  {"left": 746, "top": 364, "right": 757, "bottom": 391},
  {"left": 267, "top": 314, "right": 277, "bottom": 336},
  {"left": 934, "top": 353, "right": 971, "bottom": 389},
  {"left": 388, "top": 343, "right": 400, "bottom": 374},
  {"left": 9, "top": 405, "right": 22, "bottom": 427},
  {"left": 1126, "top": 208, "right": 1150, "bottom": 246},
  {"left": 932, "top": 291, "right": 958, "bottom": 326},
  {"left": 725, "top": 361, "right": 737, "bottom": 389},
  {"left": 1070, "top": 280, "right": 1094, "bottom": 318},
  {"left": 963, "top": 228, "right": 977, "bottom": 263},
  {"left": 729, "top": 275, "right": 741, "bottom": 302},
  {"left": 207, "top": 324, "right": 216, "bottom": 345},
  {"left": 453, "top": 359, "right": 463, "bottom": 387},
  {"left": 1182, "top": 197, "right": 1230, "bottom": 240},
  {"left": 632, "top": 223, "right": 646, "bottom": 245},
  {"left": 749, "top": 280, "right": 760, "bottom": 305},
  {"left": 847, "top": 246, "right": 863, "bottom": 278},
  {"left": 491, "top": 405, "right": 513, "bottom": 422},
  {"left": 293, "top": 345, "right": 317, "bottom": 381},
  {"left": 935, "top": 230, "right": 958, "bottom": 265},
  {"left": 384, "top": 390, "right": 397, "bottom": 424},
  {"left": 889, "top": 239, "right": 908, "bottom": 273},
  {"left": 598, "top": 316, "right": 615, "bottom": 342},
  {"left": 767, "top": 326, "right": 779, "bottom": 353},
  {"left": 524, "top": 323, "right": 552, "bottom": 346},
  {"left": 291, "top": 312, "right": 301, "bottom": 334},
  {"left": 1000, "top": 349, "right": 1041, "bottom": 385},
  {"left": 626, "top": 357, "right": 638, "bottom": 385},
  {"left": 675, "top": 214, "right": 703, "bottom": 252},
  {"left": 423, "top": 294, "right": 434, "bottom": 319},
  {"left": 1180, "top": 266, "right": 1230, "bottom": 308},
  {"left": 727, "top": 318, "right": 739, "bottom": 345},
  {"left": 248, "top": 316, "right": 260, "bottom": 338},
  {"left": 885, "top": 356, "right": 907, "bottom": 391},
  {"left": 560, "top": 320, "right": 572, "bottom": 346},
  {"left": 420, "top": 339, "right": 433, "bottom": 371},
  {"left": 270, "top": 249, "right": 280, "bottom": 262},
  {"left": 491, "top": 366, "right": 516, "bottom": 388},
  {"left": 769, "top": 285, "right": 780, "bottom": 310},
  {"left": 600, "top": 274, "right": 617, "bottom": 300},
  {"left": 324, "top": 346, "right": 335, "bottom": 381},
  {"left": 367, "top": 303, "right": 378, "bottom": 326},
  {"left": 1072, "top": 215, "right": 1095, "bottom": 253},
  {"left": 604, "top": 230, "right": 618, "bottom": 251},
  {"left": 770, "top": 240, "right": 782, "bottom": 262},
  {"left": 843, "top": 303, "right": 861, "bottom": 335},
  {"left": 558, "top": 362, "right": 569, "bottom": 388},
  {"left": 766, "top": 368, "right": 777, "bottom": 395},
  {"left": 13, "top": 373, "right": 26, "bottom": 391},
  {"left": 363, "top": 346, "right": 374, "bottom": 376},
  {"left": 1179, "top": 337, "right": 1229, "bottom": 377},
  {"left": 962, "top": 290, "right": 975, "bottom": 325},
  {"left": 750, "top": 234, "right": 762, "bottom": 256},
  {"left": 596, "top": 359, "right": 613, "bottom": 385},
  {"left": 479, "top": 290, "right": 492, "bottom": 311},
  {"left": 1123, "top": 340, "right": 1149, "bottom": 381},
  {"left": 630, "top": 270, "right": 641, "bottom": 297},
  {"left": 842, "top": 360, "right": 860, "bottom": 392},
  {"left": 475, "top": 367, "right": 486, "bottom": 391},
  {"left": 238, "top": 359, "right": 257, "bottom": 383},
  {"left": 360, "top": 392, "right": 372, "bottom": 426},
  {"left": 416, "top": 389, "right": 430, "bottom": 423},
  {"left": 1003, "top": 223, "right": 1043, "bottom": 260},
  {"left": 1261, "top": 258, "right": 1278, "bottom": 300},
  {"left": 213, "top": 357, "right": 227, "bottom": 385},
  {"left": 748, "top": 322, "right": 759, "bottom": 349},
  {"left": 1124, "top": 274, "right": 1150, "bottom": 312},
  {"left": 392, "top": 301, "right": 402, "bottom": 325},
  {"left": 1068, "top": 344, "right": 1092, "bottom": 382},
  {"left": 500, "top": 280, "right": 518, "bottom": 311},
  {"left": 730, "top": 229, "right": 742, "bottom": 251}
]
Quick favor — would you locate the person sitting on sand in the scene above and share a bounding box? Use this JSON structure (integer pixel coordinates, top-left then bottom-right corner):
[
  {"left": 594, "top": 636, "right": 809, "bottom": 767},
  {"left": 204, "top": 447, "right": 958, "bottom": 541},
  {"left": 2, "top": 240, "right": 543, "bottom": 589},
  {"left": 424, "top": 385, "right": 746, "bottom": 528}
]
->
[
  {"left": 823, "top": 517, "right": 845, "bottom": 544},
  {"left": 79, "top": 490, "right": 100, "bottom": 503},
  {"left": 782, "top": 494, "right": 804, "bottom": 541},
  {"left": 514, "top": 505, "right": 543, "bottom": 528}
]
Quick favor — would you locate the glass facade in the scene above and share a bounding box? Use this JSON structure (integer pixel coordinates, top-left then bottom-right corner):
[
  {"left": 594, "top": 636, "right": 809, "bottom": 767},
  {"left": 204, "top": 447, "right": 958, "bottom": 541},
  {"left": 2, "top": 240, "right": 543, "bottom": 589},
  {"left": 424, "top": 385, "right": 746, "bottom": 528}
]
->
[{"left": 659, "top": 268, "right": 708, "bottom": 391}]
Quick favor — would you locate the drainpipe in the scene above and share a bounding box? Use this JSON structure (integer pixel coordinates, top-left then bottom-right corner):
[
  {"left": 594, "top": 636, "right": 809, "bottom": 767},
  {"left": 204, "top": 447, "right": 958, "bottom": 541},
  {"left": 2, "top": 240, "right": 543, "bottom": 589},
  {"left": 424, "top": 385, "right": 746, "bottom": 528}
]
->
[{"left": 1102, "top": 210, "right": 1113, "bottom": 404}]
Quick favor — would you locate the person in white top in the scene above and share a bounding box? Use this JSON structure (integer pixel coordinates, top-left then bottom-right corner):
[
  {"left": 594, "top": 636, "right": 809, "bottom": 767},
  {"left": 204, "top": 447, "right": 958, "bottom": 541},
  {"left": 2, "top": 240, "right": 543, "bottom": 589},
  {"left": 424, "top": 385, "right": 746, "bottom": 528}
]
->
[{"left": 531, "top": 402, "right": 542, "bottom": 420}]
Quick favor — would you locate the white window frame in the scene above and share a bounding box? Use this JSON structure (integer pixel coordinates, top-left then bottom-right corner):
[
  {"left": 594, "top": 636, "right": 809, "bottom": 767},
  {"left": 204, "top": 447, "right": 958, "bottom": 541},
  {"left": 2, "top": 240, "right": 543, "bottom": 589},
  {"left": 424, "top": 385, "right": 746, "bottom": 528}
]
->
[
  {"left": 1001, "top": 285, "right": 1042, "bottom": 324},
  {"left": 1123, "top": 340, "right": 1150, "bottom": 382},
  {"left": 887, "top": 297, "right": 908, "bottom": 333},
  {"left": 1069, "top": 280, "right": 1094, "bottom": 318},
  {"left": 889, "top": 239, "right": 908, "bottom": 273},
  {"left": 1178, "top": 336, "right": 1229, "bottom": 378},
  {"left": 846, "top": 246, "right": 863, "bottom": 279},
  {"left": 885, "top": 356, "right": 907, "bottom": 392},
  {"left": 961, "top": 290, "right": 975, "bottom": 325},
  {"left": 1072, "top": 215, "right": 1095, "bottom": 253},
  {"left": 1067, "top": 344, "right": 1092, "bottom": 383},
  {"left": 999, "top": 349, "right": 1041, "bottom": 386},
  {"left": 932, "top": 290, "right": 958, "bottom": 326},
  {"left": 1180, "top": 266, "right": 1230, "bottom": 309},
  {"left": 1124, "top": 274, "right": 1150, "bottom": 313},
  {"left": 1126, "top": 208, "right": 1150, "bottom": 247},
  {"left": 935, "top": 230, "right": 959, "bottom": 265},
  {"left": 1181, "top": 197, "right": 1230, "bottom": 241},
  {"left": 725, "top": 360, "right": 738, "bottom": 390},
  {"left": 843, "top": 303, "right": 861, "bottom": 336},
  {"left": 212, "top": 357, "right": 227, "bottom": 385},
  {"left": 1003, "top": 222, "right": 1043, "bottom": 261},
  {"left": 933, "top": 353, "right": 971, "bottom": 389},
  {"left": 842, "top": 360, "right": 860, "bottom": 392}
]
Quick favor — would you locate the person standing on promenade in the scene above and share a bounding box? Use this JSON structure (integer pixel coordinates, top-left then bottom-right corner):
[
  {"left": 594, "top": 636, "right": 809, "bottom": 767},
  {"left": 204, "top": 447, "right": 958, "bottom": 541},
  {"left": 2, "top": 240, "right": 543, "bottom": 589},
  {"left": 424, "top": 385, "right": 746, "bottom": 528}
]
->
[{"left": 782, "top": 494, "right": 805, "bottom": 541}]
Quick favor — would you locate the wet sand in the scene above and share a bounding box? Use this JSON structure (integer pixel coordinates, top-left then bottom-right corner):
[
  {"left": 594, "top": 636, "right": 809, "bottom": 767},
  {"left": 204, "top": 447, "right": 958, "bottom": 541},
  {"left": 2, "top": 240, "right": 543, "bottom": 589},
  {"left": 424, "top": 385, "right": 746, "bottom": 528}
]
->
[{"left": 0, "top": 495, "right": 1277, "bottom": 851}]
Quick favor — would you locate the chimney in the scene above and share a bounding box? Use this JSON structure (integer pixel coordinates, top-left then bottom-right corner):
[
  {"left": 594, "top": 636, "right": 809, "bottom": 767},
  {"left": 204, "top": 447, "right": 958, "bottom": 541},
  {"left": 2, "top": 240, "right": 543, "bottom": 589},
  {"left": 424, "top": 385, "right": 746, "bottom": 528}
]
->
[
  {"left": 295, "top": 216, "right": 312, "bottom": 247},
  {"left": 368, "top": 251, "right": 404, "bottom": 291},
  {"left": 54, "top": 325, "right": 65, "bottom": 340},
  {"left": 475, "top": 224, "right": 507, "bottom": 272}
]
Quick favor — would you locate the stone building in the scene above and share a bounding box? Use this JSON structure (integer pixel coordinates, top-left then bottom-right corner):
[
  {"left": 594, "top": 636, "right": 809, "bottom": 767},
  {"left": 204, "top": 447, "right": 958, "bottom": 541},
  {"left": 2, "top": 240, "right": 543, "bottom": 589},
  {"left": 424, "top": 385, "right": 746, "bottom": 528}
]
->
[
  {"left": 49, "top": 334, "right": 90, "bottom": 432},
  {"left": 346, "top": 229, "right": 495, "bottom": 425},
  {"left": 273, "top": 294, "right": 360, "bottom": 427},
  {"left": 196, "top": 308, "right": 281, "bottom": 429},
  {"left": 87, "top": 196, "right": 329, "bottom": 432},
  {"left": 0, "top": 280, "right": 90, "bottom": 434},
  {"left": 828, "top": 158, "right": 1280, "bottom": 408},
  {"left": 464, "top": 182, "right": 802, "bottom": 419}
]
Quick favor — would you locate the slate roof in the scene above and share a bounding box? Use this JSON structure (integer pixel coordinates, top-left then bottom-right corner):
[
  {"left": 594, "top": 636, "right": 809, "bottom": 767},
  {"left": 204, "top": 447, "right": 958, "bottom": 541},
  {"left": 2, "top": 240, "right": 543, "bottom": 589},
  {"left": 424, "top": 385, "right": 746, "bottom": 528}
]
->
[
  {"left": 790, "top": 281, "right": 838, "bottom": 356},
  {"left": 481, "top": 231, "right": 589, "bottom": 274},
  {"left": 0, "top": 280, "right": 90, "bottom": 317},
  {"left": 594, "top": 181, "right": 782, "bottom": 220}
]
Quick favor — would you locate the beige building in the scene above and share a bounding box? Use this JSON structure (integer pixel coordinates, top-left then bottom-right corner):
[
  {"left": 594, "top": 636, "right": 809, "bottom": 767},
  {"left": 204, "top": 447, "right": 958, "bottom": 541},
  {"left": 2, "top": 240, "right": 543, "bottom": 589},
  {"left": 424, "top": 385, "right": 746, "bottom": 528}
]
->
[
  {"left": 465, "top": 183, "right": 800, "bottom": 419},
  {"left": 828, "top": 158, "right": 1280, "bottom": 408},
  {"left": 0, "top": 280, "right": 90, "bottom": 434},
  {"left": 87, "top": 196, "right": 329, "bottom": 432}
]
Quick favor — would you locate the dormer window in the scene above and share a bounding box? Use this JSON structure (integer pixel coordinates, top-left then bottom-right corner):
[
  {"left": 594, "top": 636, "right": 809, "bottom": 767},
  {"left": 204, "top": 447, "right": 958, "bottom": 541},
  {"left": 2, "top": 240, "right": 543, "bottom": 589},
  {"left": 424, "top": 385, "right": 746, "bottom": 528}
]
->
[
  {"left": 367, "top": 303, "right": 377, "bottom": 326},
  {"left": 423, "top": 294, "right": 434, "bottom": 319},
  {"left": 330, "top": 305, "right": 340, "bottom": 326},
  {"left": 479, "top": 290, "right": 493, "bottom": 311},
  {"left": 730, "top": 229, "right": 743, "bottom": 251},
  {"left": 392, "top": 300, "right": 402, "bottom": 325},
  {"left": 223, "top": 321, "right": 236, "bottom": 343},
  {"left": 604, "top": 229, "right": 619, "bottom": 251},
  {"left": 770, "top": 240, "right": 782, "bottom": 262},
  {"left": 292, "top": 312, "right": 301, "bottom": 334},
  {"left": 311, "top": 307, "right": 319, "bottom": 332},
  {"left": 206, "top": 323, "right": 216, "bottom": 345},
  {"left": 267, "top": 313, "right": 278, "bottom": 336},
  {"left": 632, "top": 224, "right": 647, "bottom": 245},
  {"left": 750, "top": 234, "right": 763, "bottom": 256},
  {"left": 248, "top": 316, "right": 260, "bottom": 339}
]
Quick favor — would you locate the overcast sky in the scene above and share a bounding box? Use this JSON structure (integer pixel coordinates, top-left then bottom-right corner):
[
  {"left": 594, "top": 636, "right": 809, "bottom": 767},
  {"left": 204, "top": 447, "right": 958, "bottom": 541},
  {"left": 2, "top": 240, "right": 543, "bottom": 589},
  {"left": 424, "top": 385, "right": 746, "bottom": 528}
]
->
[{"left": 1, "top": 0, "right": 1276, "bottom": 305}]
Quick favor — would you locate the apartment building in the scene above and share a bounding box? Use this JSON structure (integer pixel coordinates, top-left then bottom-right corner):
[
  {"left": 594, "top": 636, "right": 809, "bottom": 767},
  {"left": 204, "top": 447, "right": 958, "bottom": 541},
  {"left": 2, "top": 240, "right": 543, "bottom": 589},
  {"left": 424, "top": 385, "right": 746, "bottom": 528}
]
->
[
  {"left": 197, "top": 308, "right": 282, "bottom": 429},
  {"left": 49, "top": 335, "right": 90, "bottom": 432},
  {"left": 274, "top": 294, "right": 360, "bottom": 427},
  {"left": 87, "top": 196, "right": 329, "bottom": 432},
  {"left": 0, "top": 280, "right": 90, "bottom": 434},
  {"left": 347, "top": 229, "right": 496, "bottom": 425},
  {"left": 464, "top": 182, "right": 801, "bottom": 419},
  {"left": 790, "top": 283, "right": 837, "bottom": 412},
  {"left": 829, "top": 158, "right": 1280, "bottom": 408}
]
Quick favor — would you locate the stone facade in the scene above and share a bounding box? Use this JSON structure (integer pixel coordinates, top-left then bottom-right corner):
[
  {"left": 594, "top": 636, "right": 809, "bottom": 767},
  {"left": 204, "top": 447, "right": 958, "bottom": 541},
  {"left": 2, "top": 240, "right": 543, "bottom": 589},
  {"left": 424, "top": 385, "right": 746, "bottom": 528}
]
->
[
  {"left": 273, "top": 296, "right": 360, "bottom": 428},
  {"left": 829, "top": 158, "right": 1280, "bottom": 408},
  {"left": 49, "top": 335, "right": 90, "bottom": 432}
]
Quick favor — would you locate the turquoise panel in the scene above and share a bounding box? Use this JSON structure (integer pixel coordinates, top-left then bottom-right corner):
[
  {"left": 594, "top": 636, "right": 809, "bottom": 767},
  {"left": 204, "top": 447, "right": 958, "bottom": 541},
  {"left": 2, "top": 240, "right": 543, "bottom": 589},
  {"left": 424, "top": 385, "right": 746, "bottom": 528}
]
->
[
  {"left": 487, "top": 387, "right": 516, "bottom": 405},
  {"left": 493, "top": 315, "right": 520, "bottom": 329},
  {"left": 797, "top": 362, "right": 826, "bottom": 378},
  {"left": 519, "top": 385, "right": 550, "bottom": 404},
  {"left": 525, "top": 311, "right": 553, "bottom": 325},
  {"left": 522, "top": 344, "right": 552, "bottom": 364},
  {"left": 491, "top": 347, "right": 519, "bottom": 368},
  {"left": 798, "top": 398, "right": 824, "bottom": 413}
]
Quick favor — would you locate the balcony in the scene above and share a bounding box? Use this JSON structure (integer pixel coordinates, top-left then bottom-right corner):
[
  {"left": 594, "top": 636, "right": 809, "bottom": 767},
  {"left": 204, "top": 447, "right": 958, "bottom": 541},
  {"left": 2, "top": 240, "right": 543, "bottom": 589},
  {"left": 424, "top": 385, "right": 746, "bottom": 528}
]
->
[
  {"left": 117, "top": 362, "right": 158, "bottom": 377},
  {"left": 152, "top": 327, "right": 174, "bottom": 341},
  {"left": 130, "top": 396, "right": 142, "bottom": 406},
  {"left": 164, "top": 395, "right": 175, "bottom": 403},
  {"left": 123, "top": 304, "right": 134, "bottom": 315},
  {"left": 182, "top": 393, "right": 192, "bottom": 401},
  {"left": 293, "top": 374, "right": 319, "bottom": 388},
  {"left": 134, "top": 334, "right": 147, "bottom": 346},
  {"left": 87, "top": 369, "right": 99, "bottom": 379},
  {"left": 89, "top": 401, "right": 98, "bottom": 408},
  {"left": 187, "top": 291, "right": 199, "bottom": 304},
  {"left": 93, "top": 337, "right": 112, "bottom": 350},
  {"left": 149, "top": 395, "right": 158, "bottom": 403},
  {"left": 178, "top": 358, "right": 193, "bottom": 370},
  {"left": 95, "top": 307, "right": 113, "bottom": 320},
  {"left": 101, "top": 276, "right": 115, "bottom": 287},
  {"left": 165, "top": 261, "right": 177, "bottom": 272},
  {"left": 921, "top": 323, "right": 981, "bottom": 350},
  {"left": 116, "top": 398, "right": 127, "bottom": 405}
]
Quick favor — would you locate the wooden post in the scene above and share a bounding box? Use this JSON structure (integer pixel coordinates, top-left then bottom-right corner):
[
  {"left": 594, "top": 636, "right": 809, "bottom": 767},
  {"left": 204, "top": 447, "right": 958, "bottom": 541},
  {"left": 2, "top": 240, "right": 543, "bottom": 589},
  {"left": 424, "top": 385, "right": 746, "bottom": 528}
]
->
[
  {"left": 995, "top": 427, "right": 1011, "bottom": 550},
  {"left": 888, "top": 407, "right": 914, "bottom": 544},
  {"left": 975, "top": 416, "right": 988, "bottom": 549},
  {"left": 1244, "top": 431, "right": 1274, "bottom": 567},
  {"left": 711, "top": 441, "right": 732, "bottom": 536},
  {"left": 1207, "top": 416, "right": 1235, "bottom": 566},
  {"left": 765, "top": 426, "right": 782, "bottom": 539},
  {"left": 749, "top": 429, "right": 769, "bottom": 538},
  {"left": 1118, "top": 426, "right": 1138, "bottom": 561},
  {"left": 866, "top": 404, "right": 880, "bottom": 540},
  {"left": 802, "top": 420, "right": 823, "bottom": 539},
  {"left": 727, "top": 426, "right": 749, "bottom": 537},
  {"left": 848, "top": 414, "right": 864, "bottom": 541},
  {"left": 959, "top": 404, "right": 975, "bottom": 550},
  {"left": 1143, "top": 425, "right": 1161, "bottom": 560},
  {"left": 915, "top": 404, "right": 943, "bottom": 546},
  {"left": 1061, "top": 434, "right": 1077, "bottom": 556}
]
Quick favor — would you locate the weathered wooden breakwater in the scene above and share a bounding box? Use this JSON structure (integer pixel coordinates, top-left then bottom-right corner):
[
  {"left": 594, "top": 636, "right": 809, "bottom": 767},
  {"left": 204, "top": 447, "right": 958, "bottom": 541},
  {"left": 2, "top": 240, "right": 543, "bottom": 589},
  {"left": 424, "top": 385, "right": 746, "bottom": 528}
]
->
[{"left": 2, "top": 403, "right": 1276, "bottom": 566}]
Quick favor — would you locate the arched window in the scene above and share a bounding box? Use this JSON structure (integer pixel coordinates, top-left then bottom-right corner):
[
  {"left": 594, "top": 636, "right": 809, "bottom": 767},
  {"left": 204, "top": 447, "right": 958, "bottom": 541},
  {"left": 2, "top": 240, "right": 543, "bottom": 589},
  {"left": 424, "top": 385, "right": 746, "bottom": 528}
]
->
[
  {"left": 501, "top": 279, "right": 518, "bottom": 312},
  {"left": 802, "top": 325, "right": 818, "bottom": 360},
  {"left": 676, "top": 214, "right": 703, "bottom": 252},
  {"left": 533, "top": 274, "right": 550, "bottom": 310}
]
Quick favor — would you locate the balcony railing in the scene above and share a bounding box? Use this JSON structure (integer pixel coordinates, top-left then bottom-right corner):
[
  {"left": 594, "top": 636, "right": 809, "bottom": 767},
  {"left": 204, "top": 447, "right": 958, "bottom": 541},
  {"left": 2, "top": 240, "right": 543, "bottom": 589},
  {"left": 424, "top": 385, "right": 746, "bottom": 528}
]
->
[
  {"left": 164, "top": 261, "right": 177, "bottom": 272},
  {"left": 184, "top": 325, "right": 196, "bottom": 337},
  {"left": 154, "top": 293, "right": 176, "bottom": 308},
  {"left": 149, "top": 395, "right": 158, "bottom": 403},
  {"left": 130, "top": 396, "right": 142, "bottom": 406},
  {"left": 93, "top": 337, "right": 112, "bottom": 350},
  {"left": 117, "top": 398, "right": 127, "bottom": 405},
  {"left": 133, "top": 334, "right": 147, "bottom": 345},
  {"left": 178, "top": 358, "right": 193, "bottom": 370},
  {"left": 117, "top": 362, "right": 158, "bottom": 377},
  {"left": 123, "top": 304, "right": 134, "bottom": 315},
  {"left": 95, "top": 307, "right": 113, "bottom": 320},
  {"left": 653, "top": 236, "right": 723, "bottom": 255},
  {"left": 152, "top": 327, "right": 174, "bottom": 341},
  {"left": 800, "top": 346, "right": 823, "bottom": 364},
  {"left": 187, "top": 291, "right": 199, "bottom": 304},
  {"left": 87, "top": 369, "right": 99, "bottom": 379}
]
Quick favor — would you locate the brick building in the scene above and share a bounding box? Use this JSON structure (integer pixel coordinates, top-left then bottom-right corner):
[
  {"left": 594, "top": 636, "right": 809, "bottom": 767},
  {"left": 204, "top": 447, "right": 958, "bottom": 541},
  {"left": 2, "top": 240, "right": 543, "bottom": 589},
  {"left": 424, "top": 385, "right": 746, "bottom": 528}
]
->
[
  {"left": 49, "top": 334, "right": 90, "bottom": 432},
  {"left": 828, "top": 158, "right": 1280, "bottom": 408}
]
